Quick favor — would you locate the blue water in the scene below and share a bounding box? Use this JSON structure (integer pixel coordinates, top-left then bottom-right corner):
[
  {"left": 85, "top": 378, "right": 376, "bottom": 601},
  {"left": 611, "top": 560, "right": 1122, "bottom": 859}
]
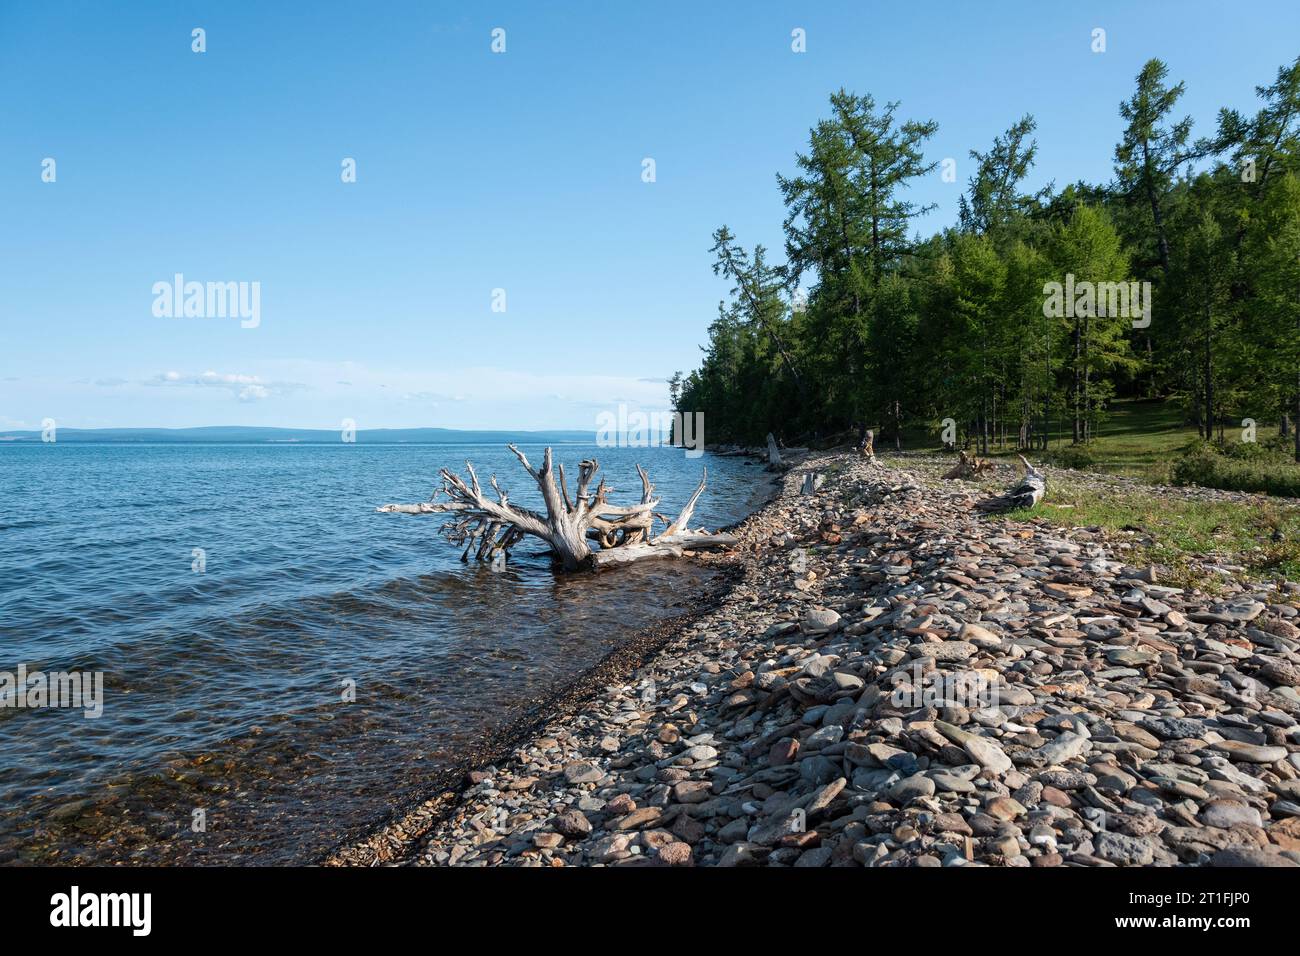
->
[{"left": 0, "top": 442, "right": 769, "bottom": 864}]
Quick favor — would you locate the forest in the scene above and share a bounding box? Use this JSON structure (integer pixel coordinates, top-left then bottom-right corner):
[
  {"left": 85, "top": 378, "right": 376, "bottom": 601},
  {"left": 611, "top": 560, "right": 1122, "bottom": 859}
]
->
[{"left": 671, "top": 57, "right": 1300, "bottom": 483}]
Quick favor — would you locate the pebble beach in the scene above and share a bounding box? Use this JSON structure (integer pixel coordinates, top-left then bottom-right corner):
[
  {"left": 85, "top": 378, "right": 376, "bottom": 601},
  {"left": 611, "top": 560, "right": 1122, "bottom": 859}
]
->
[{"left": 332, "top": 451, "right": 1300, "bottom": 868}]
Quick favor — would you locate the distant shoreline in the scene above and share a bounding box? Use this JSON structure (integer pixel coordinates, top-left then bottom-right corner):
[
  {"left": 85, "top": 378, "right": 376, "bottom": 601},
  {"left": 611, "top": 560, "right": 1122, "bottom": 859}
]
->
[{"left": 0, "top": 426, "right": 600, "bottom": 444}]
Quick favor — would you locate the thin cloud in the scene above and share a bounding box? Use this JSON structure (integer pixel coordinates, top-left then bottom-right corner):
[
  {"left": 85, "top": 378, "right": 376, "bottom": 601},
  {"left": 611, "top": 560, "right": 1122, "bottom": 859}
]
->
[{"left": 145, "top": 370, "right": 305, "bottom": 402}]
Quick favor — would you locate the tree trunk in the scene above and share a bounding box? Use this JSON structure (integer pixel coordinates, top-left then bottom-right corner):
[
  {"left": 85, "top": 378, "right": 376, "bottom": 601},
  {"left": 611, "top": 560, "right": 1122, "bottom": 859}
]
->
[
  {"left": 1071, "top": 319, "right": 1082, "bottom": 444},
  {"left": 1141, "top": 139, "right": 1172, "bottom": 274},
  {"left": 1204, "top": 304, "right": 1214, "bottom": 445},
  {"left": 766, "top": 432, "right": 782, "bottom": 467}
]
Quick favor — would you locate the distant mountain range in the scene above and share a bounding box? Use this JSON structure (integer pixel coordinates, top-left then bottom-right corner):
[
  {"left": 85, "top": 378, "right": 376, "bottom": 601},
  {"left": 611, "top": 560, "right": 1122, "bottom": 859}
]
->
[{"left": 0, "top": 426, "right": 598, "bottom": 444}]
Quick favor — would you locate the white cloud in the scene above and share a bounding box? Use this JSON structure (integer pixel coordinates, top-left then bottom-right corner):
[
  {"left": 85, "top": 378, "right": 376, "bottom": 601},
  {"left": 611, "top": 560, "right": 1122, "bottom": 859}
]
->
[{"left": 146, "top": 370, "right": 302, "bottom": 401}]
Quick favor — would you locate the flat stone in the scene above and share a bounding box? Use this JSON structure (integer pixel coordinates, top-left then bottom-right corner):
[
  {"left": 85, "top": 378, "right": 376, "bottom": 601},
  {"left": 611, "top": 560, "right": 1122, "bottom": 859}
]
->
[
  {"left": 613, "top": 807, "right": 665, "bottom": 830},
  {"left": 1139, "top": 717, "right": 1205, "bottom": 741},
  {"left": 887, "top": 773, "right": 936, "bottom": 804},
  {"left": 802, "top": 607, "right": 842, "bottom": 635},
  {"left": 1199, "top": 799, "right": 1262, "bottom": 829},
  {"left": 962, "top": 735, "right": 1013, "bottom": 775},
  {"left": 1037, "top": 732, "right": 1091, "bottom": 765},
  {"left": 1209, "top": 741, "right": 1288, "bottom": 763},
  {"left": 916, "top": 641, "right": 978, "bottom": 662},
  {"left": 1093, "top": 831, "right": 1155, "bottom": 866},
  {"left": 1210, "top": 848, "right": 1297, "bottom": 867}
]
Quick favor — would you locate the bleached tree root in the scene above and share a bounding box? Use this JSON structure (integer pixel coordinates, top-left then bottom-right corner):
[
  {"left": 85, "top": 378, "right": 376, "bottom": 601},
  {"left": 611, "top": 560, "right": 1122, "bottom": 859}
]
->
[
  {"left": 378, "top": 445, "right": 735, "bottom": 571},
  {"left": 976, "top": 454, "right": 1046, "bottom": 512}
]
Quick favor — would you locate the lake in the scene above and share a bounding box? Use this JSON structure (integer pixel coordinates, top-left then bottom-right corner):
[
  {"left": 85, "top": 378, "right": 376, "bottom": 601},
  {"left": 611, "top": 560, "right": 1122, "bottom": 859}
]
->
[{"left": 0, "top": 441, "right": 769, "bottom": 864}]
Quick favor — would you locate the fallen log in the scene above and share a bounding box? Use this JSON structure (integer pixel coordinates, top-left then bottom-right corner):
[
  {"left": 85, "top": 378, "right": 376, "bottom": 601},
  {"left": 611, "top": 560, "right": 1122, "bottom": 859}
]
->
[
  {"left": 378, "top": 445, "right": 735, "bottom": 571},
  {"left": 976, "top": 454, "right": 1046, "bottom": 512}
]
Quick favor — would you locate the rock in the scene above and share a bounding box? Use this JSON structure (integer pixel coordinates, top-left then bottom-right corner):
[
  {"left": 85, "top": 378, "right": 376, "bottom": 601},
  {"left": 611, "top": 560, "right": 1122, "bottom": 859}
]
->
[
  {"left": 657, "top": 841, "right": 693, "bottom": 866},
  {"left": 1042, "top": 582, "right": 1093, "bottom": 600},
  {"left": 553, "top": 811, "right": 593, "bottom": 838},
  {"left": 589, "top": 833, "right": 632, "bottom": 862},
  {"left": 1037, "top": 732, "right": 1091, "bottom": 765},
  {"left": 563, "top": 762, "right": 604, "bottom": 785},
  {"left": 1209, "top": 848, "right": 1296, "bottom": 867},
  {"left": 991, "top": 835, "right": 1021, "bottom": 858},
  {"left": 1200, "top": 800, "right": 1263, "bottom": 829},
  {"left": 1209, "top": 741, "right": 1288, "bottom": 764},
  {"left": 801, "top": 607, "right": 841, "bottom": 635},
  {"left": 985, "top": 796, "right": 1027, "bottom": 822},
  {"left": 748, "top": 810, "right": 805, "bottom": 847},
  {"left": 1139, "top": 717, "right": 1204, "bottom": 741},
  {"left": 605, "top": 793, "right": 637, "bottom": 815},
  {"left": 805, "top": 777, "right": 846, "bottom": 816},
  {"left": 959, "top": 622, "right": 1001, "bottom": 646},
  {"left": 717, "top": 842, "right": 761, "bottom": 867},
  {"left": 1260, "top": 661, "right": 1300, "bottom": 687},
  {"left": 613, "top": 807, "right": 665, "bottom": 830},
  {"left": 769, "top": 738, "right": 799, "bottom": 766},
  {"left": 915, "top": 641, "right": 978, "bottom": 662},
  {"left": 793, "top": 846, "right": 832, "bottom": 867},
  {"left": 1094, "top": 831, "right": 1155, "bottom": 866},
  {"left": 962, "top": 735, "right": 1013, "bottom": 775},
  {"left": 887, "top": 774, "right": 936, "bottom": 804},
  {"left": 933, "top": 812, "right": 973, "bottom": 835}
]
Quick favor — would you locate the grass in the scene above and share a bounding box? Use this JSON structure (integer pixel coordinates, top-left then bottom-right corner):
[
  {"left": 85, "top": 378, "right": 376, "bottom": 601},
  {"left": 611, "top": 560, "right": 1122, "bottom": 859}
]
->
[
  {"left": 1005, "top": 476, "right": 1300, "bottom": 591},
  {"left": 1171, "top": 442, "right": 1300, "bottom": 497},
  {"left": 905, "top": 398, "right": 1289, "bottom": 483}
]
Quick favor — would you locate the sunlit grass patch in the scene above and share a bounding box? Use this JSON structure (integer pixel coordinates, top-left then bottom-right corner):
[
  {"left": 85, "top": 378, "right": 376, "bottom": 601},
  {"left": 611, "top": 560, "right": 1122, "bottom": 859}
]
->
[{"left": 1005, "top": 477, "right": 1300, "bottom": 591}]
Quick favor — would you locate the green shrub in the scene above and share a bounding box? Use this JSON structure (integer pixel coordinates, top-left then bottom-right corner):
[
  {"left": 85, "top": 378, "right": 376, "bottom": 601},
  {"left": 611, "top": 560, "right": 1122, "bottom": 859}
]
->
[
  {"left": 1171, "top": 443, "right": 1300, "bottom": 497},
  {"left": 1043, "top": 445, "right": 1095, "bottom": 470}
]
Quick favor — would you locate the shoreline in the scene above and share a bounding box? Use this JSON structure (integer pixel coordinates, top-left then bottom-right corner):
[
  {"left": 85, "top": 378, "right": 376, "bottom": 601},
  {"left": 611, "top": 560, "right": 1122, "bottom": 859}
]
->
[
  {"left": 322, "top": 451, "right": 783, "bottom": 866},
  {"left": 332, "top": 452, "right": 1300, "bottom": 867}
]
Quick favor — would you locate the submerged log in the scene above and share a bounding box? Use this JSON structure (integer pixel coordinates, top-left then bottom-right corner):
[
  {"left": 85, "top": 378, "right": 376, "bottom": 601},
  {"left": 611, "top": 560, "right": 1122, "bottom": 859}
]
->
[{"left": 378, "top": 445, "right": 735, "bottom": 571}]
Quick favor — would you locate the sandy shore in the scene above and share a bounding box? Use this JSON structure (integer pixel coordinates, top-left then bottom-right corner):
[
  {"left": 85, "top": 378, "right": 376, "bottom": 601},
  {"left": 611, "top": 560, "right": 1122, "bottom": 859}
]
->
[{"left": 331, "top": 451, "right": 1300, "bottom": 867}]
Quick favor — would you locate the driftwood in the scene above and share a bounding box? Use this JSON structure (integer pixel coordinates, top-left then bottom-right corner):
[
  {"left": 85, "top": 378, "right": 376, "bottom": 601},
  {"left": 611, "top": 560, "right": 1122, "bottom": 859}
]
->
[
  {"left": 976, "top": 454, "right": 1046, "bottom": 512},
  {"left": 766, "top": 432, "right": 782, "bottom": 467},
  {"left": 377, "top": 445, "right": 734, "bottom": 571},
  {"left": 943, "top": 449, "right": 995, "bottom": 480},
  {"left": 801, "top": 471, "right": 825, "bottom": 495}
]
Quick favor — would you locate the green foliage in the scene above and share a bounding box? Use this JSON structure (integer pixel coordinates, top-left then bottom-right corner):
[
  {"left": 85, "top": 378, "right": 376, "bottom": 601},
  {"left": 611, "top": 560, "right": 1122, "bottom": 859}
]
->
[
  {"left": 1172, "top": 443, "right": 1300, "bottom": 497},
  {"left": 674, "top": 60, "right": 1300, "bottom": 484},
  {"left": 1042, "top": 445, "right": 1096, "bottom": 470}
]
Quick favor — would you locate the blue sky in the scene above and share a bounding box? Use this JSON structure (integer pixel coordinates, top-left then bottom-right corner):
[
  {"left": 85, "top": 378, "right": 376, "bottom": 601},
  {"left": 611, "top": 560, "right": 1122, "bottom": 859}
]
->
[{"left": 2, "top": 0, "right": 1297, "bottom": 430}]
